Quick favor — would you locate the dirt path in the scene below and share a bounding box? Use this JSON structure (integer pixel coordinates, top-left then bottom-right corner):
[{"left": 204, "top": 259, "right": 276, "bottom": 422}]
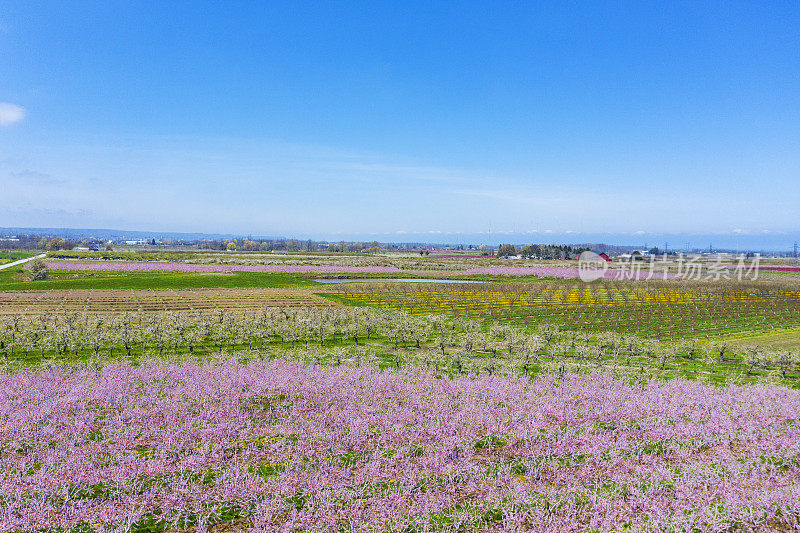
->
[{"left": 0, "top": 253, "right": 45, "bottom": 271}]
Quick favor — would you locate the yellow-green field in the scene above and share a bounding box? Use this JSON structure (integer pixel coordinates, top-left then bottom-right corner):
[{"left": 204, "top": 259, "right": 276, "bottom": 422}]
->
[
  {"left": 326, "top": 283, "right": 800, "bottom": 340},
  {"left": 723, "top": 327, "right": 800, "bottom": 350}
]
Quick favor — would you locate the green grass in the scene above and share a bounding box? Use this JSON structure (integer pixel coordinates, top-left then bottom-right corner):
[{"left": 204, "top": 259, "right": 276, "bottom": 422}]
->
[
  {"left": 294, "top": 272, "right": 419, "bottom": 280},
  {"left": 0, "top": 250, "right": 39, "bottom": 264},
  {"left": 5, "top": 328, "right": 798, "bottom": 389},
  {"left": 336, "top": 274, "right": 554, "bottom": 282},
  {"left": 0, "top": 268, "right": 319, "bottom": 291},
  {"left": 0, "top": 266, "right": 549, "bottom": 293},
  {"left": 298, "top": 273, "right": 551, "bottom": 282},
  {"left": 722, "top": 328, "right": 800, "bottom": 350},
  {"left": 440, "top": 274, "right": 553, "bottom": 283}
]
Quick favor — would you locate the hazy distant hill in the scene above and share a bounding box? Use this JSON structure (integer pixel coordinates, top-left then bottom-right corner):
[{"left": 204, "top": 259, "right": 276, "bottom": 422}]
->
[{"left": 0, "top": 227, "right": 248, "bottom": 242}]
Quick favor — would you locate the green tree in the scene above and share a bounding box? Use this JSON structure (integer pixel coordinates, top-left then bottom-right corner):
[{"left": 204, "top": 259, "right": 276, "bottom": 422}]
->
[
  {"left": 496, "top": 244, "right": 517, "bottom": 257},
  {"left": 46, "top": 237, "right": 64, "bottom": 250}
]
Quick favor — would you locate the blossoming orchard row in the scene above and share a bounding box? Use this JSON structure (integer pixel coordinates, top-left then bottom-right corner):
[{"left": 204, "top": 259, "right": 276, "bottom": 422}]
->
[
  {"left": 37, "top": 260, "right": 666, "bottom": 279},
  {"left": 0, "top": 288, "right": 335, "bottom": 315},
  {"left": 2, "top": 361, "right": 800, "bottom": 532},
  {"left": 1, "top": 309, "right": 799, "bottom": 384}
]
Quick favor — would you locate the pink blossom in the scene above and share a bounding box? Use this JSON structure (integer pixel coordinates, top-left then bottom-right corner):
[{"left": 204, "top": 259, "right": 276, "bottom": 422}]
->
[
  {"left": 1, "top": 361, "right": 798, "bottom": 531},
  {"left": 43, "top": 261, "right": 401, "bottom": 274}
]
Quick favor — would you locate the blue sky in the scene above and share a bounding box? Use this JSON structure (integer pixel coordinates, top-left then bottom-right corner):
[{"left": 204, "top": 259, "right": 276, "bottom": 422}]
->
[{"left": 1, "top": 1, "right": 799, "bottom": 247}]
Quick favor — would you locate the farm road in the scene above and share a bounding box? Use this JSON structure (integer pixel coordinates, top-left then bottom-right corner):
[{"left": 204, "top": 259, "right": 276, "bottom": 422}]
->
[{"left": 0, "top": 253, "right": 46, "bottom": 271}]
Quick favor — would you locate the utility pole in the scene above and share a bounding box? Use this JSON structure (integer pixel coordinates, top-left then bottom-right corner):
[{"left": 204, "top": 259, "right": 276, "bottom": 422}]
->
[{"left": 794, "top": 241, "right": 798, "bottom": 258}]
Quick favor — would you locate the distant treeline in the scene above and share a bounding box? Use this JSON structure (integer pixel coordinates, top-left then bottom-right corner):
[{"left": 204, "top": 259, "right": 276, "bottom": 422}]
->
[
  {"left": 200, "top": 238, "right": 421, "bottom": 252},
  {"left": 496, "top": 243, "right": 591, "bottom": 259},
  {"left": 0, "top": 235, "right": 74, "bottom": 250}
]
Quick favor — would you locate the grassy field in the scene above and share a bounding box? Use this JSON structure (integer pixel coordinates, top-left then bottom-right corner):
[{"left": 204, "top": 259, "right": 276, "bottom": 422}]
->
[
  {"left": 723, "top": 327, "right": 800, "bottom": 350},
  {"left": 0, "top": 264, "right": 557, "bottom": 290},
  {"left": 0, "top": 267, "right": 319, "bottom": 291},
  {"left": 0, "top": 250, "right": 38, "bottom": 263}
]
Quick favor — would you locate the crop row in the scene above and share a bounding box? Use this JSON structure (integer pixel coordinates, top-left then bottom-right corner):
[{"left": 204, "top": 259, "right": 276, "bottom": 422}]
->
[{"left": 332, "top": 286, "right": 800, "bottom": 339}]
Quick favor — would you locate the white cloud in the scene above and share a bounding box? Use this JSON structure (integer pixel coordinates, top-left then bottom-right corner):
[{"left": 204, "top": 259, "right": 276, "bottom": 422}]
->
[{"left": 0, "top": 103, "right": 26, "bottom": 126}]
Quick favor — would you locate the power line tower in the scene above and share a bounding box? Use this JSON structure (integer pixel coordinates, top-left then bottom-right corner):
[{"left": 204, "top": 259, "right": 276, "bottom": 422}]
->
[{"left": 794, "top": 241, "right": 798, "bottom": 259}]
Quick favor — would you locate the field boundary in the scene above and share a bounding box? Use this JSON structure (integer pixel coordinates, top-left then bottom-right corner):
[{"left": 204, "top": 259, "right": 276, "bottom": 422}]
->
[{"left": 0, "top": 253, "right": 45, "bottom": 271}]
